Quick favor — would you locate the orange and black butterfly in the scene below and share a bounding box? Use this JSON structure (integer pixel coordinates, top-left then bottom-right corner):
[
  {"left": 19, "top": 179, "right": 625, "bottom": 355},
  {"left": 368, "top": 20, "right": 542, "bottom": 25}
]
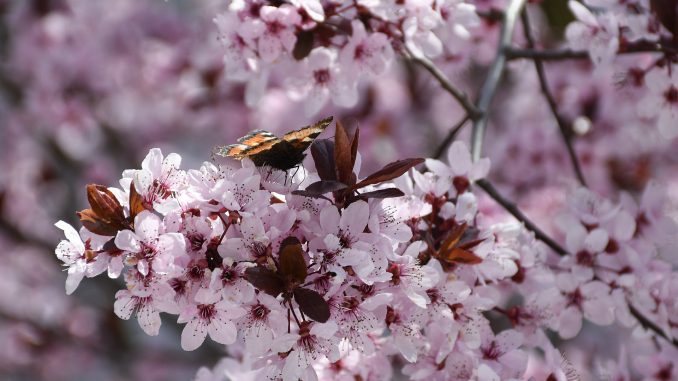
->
[{"left": 214, "top": 117, "right": 333, "bottom": 171}]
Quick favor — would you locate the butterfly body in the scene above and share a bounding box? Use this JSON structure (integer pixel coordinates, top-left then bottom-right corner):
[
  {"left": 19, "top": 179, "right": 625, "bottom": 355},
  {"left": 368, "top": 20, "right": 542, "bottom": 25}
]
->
[{"left": 215, "top": 117, "right": 332, "bottom": 171}]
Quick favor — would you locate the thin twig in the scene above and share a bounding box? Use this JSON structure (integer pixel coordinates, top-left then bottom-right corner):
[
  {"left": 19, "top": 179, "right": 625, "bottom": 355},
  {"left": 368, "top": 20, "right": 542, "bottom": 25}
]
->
[
  {"left": 471, "top": 0, "right": 527, "bottom": 161},
  {"left": 628, "top": 303, "right": 678, "bottom": 348},
  {"left": 475, "top": 179, "right": 568, "bottom": 256},
  {"left": 521, "top": 11, "right": 587, "bottom": 186},
  {"left": 627, "top": 300, "right": 678, "bottom": 348},
  {"left": 506, "top": 48, "right": 589, "bottom": 60},
  {"left": 433, "top": 115, "right": 470, "bottom": 159},
  {"left": 407, "top": 50, "right": 481, "bottom": 119},
  {"left": 506, "top": 39, "right": 678, "bottom": 61}
]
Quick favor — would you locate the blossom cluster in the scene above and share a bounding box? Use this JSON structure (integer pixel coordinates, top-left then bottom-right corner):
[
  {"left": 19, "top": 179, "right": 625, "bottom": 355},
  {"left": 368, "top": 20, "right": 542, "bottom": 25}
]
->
[
  {"left": 55, "top": 120, "right": 526, "bottom": 380},
  {"left": 54, "top": 118, "right": 678, "bottom": 380},
  {"left": 214, "top": 0, "right": 480, "bottom": 114}
]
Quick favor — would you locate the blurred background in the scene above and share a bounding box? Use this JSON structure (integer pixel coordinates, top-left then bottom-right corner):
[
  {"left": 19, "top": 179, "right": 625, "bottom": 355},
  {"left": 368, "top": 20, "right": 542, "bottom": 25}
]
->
[{"left": 1, "top": 0, "right": 677, "bottom": 380}]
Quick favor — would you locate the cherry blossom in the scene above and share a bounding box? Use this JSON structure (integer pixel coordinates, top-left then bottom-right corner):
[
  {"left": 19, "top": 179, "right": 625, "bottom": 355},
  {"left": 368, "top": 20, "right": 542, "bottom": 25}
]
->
[
  {"left": 178, "top": 290, "right": 245, "bottom": 351},
  {"left": 565, "top": 1, "right": 619, "bottom": 66},
  {"left": 54, "top": 221, "right": 107, "bottom": 294},
  {"left": 638, "top": 67, "right": 678, "bottom": 139},
  {"left": 288, "top": 47, "right": 358, "bottom": 116},
  {"left": 114, "top": 211, "right": 186, "bottom": 277}
]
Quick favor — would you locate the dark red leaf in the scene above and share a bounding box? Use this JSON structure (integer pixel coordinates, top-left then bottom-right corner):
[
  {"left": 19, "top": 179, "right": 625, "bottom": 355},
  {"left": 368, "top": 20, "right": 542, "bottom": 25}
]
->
[
  {"left": 441, "top": 248, "right": 483, "bottom": 265},
  {"left": 278, "top": 237, "right": 307, "bottom": 285},
  {"left": 357, "top": 188, "right": 405, "bottom": 200},
  {"left": 334, "top": 120, "right": 353, "bottom": 184},
  {"left": 290, "top": 190, "right": 333, "bottom": 201},
  {"left": 350, "top": 126, "right": 360, "bottom": 169},
  {"left": 353, "top": 158, "right": 424, "bottom": 189},
  {"left": 293, "top": 30, "right": 315, "bottom": 60},
  {"left": 87, "top": 184, "right": 125, "bottom": 224},
  {"left": 293, "top": 287, "right": 330, "bottom": 323},
  {"left": 436, "top": 223, "right": 484, "bottom": 265},
  {"left": 311, "top": 139, "right": 336, "bottom": 181},
  {"left": 245, "top": 267, "right": 285, "bottom": 296},
  {"left": 303, "top": 180, "right": 348, "bottom": 195},
  {"left": 102, "top": 238, "right": 124, "bottom": 256},
  {"left": 77, "top": 209, "right": 120, "bottom": 236},
  {"left": 129, "top": 182, "right": 147, "bottom": 221},
  {"left": 651, "top": 0, "right": 678, "bottom": 38}
]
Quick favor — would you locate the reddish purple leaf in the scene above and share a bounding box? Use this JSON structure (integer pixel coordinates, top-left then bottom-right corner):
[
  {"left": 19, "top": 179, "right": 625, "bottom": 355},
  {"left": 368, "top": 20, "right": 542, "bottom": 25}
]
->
[
  {"left": 651, "top": 0, "right": 678, "bottom": 39},
  {"left": 350, "top": 126, "right": 360, "bottom": 169},
  {"left": 353, "top": 158, "right": 424, "bottom": 189},
  {"left": 357, "top": 188, "right": 405, "bottom": 200},
  {"left": 334, "top": 120, "right": 353, "bottom": 184},
  {"left": 86, "top": 184, "right": 126, "bottom": 224},
  {"left": 311, "top": 139, "right": 336, "bottom": 181},
  {"left": 304, "top": 180, "right": 348, "bottom": 195},
  {"left": 278, "top": 237, "right": 308, "bottom": 285},
  {"left": 102, "top": 238, "right": 124, "bottom": 257},
  {"left": 290, "top": 190, "right": 333, "bottom": 201},
  {"left": 129, "top": 182, "right": 147, "bottom": 221},
  {"left": 245, "top": 267, "right": 285, "bottom": 296},
  {"left": 77, "top": 209, "right": 119, "bottom": 236},
  {"left": 293, "top": 287, "right": 330, "bottom": 323},
  {"left": 292, "top": 30, "right": 314, "bottom": 60}
]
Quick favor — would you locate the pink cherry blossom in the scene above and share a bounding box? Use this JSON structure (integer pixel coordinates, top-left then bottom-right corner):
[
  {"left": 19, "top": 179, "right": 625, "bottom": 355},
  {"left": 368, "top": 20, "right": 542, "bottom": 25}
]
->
[
  {"left": 178, "top": 290, "right": 245, "bottom": 351},
  {"left": 638, "top": 67, "right": 678, "bottom": 139},
  {"left": 340, "top": 20, "right": 394, "bottom": 78},
  {"left": 288, "top": 47, "right": 358, "bottom": 116},
  {"left": 114, "top": 211, "right": 187, "bottom": 277},
  {"left": 565, "top": 1, "right": 619, "bottom": 66}
]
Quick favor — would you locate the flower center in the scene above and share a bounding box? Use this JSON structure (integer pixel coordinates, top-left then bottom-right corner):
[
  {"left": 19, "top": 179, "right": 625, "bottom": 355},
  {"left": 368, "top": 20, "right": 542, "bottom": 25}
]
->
[
  {"left": 664, "top": 86, "right": 678, "bottom": 104},
  {"left": 197, "top": 304, "right": 217, "bottom": 322},
  {"left": 267, "top": 21, "right": 284, "bottom": 35},
  {"left": 314, "top": 69, "right": 331, "bottom": 85},
  {"left": 251, "top": 303, "right": 270, "bottom": 320},
  {"left": 222, "top": 266, "right": 237, "bottom": 284},
  {"left": 575, "top": 250, "right": 595, "bottom": 267}
]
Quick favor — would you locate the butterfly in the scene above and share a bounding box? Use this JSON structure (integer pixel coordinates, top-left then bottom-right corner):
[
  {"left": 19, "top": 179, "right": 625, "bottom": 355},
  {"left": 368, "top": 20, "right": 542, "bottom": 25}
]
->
[{"left": 214, "top": 117, "right": 333, "bottom": 171}]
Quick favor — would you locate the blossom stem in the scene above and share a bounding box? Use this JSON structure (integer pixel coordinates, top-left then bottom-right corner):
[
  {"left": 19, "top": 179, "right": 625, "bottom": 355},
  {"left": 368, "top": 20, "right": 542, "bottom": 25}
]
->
[
  {"left": 520, "top": 11, "right": 588, "bottom": 187},
  {"left": 406, "top": 50, "right": 481, "bottom": 119},
  {"left": 433, "top": 115, "right": 470, "bottom": 159},
  {"left": 470, "top": 0, "right": 527, "bottom": 162},
  {"left": 288, "top": 299, "right": 303, "bottom": 326}
]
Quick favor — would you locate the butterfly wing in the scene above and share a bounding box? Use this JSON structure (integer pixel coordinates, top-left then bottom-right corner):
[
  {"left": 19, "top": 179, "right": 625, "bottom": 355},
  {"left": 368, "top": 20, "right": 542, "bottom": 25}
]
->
[
  {"left": 214, "top": 130, "right": 281, "bottom": 159},
  {"left": 214, "top": 117, "right": 332, "bottom": 170},
  {"left": 281, "top": 116, "right": 333, "bottom": 151}
]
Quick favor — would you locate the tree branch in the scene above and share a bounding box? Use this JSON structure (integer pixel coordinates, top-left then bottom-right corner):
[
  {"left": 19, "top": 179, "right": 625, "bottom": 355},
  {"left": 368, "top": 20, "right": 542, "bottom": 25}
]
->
[
  {"left": 433, "top": 115, "right": 470, "bottom": 159},
  {"left": 520, "top": 11, "right": 587, "bottom": 187},
  {"left": 407, "top": 51, "right": 481, "bottom": 119},
  {"left": 471, "top": 0, "right": 527, "bottom": 161},
  {"left": 506, "top": 39, "right": 678, "bottom": 61},
  {"left": 628, "top": 303, "right": 678, "bottom": 348},
  {"left": 475, "top": 179, "right": 568, "bottom": 256}
]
